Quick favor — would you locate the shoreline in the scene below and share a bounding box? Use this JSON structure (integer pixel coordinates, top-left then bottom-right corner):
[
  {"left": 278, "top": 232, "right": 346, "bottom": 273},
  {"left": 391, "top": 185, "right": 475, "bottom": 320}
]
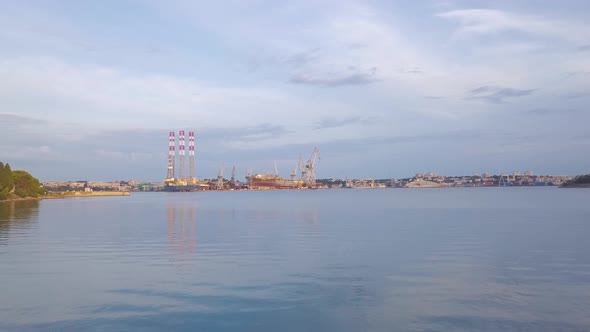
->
[
  {"left": 560, "top": 183, "right": 590, "bottom": 188},
  {"left": 0, "top": 191, "right": 130, "bottom": 203},
  {"left": 44, "top": 191, "right": 131, "bottom": 199},
  {"left": 3, "top": 185, "right": 580, "bottom": 202},
  {"left": 135, "top": 185, "right": 564, "bottom": 192},
  {"left": 0, "top": 196, "right": 43, "bottom": 203}
]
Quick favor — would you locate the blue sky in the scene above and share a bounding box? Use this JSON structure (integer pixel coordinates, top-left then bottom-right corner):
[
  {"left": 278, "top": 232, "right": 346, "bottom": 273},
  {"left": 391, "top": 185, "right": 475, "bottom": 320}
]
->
[{"left": 0, "top": 0, "right": 589, "bottom": 181}]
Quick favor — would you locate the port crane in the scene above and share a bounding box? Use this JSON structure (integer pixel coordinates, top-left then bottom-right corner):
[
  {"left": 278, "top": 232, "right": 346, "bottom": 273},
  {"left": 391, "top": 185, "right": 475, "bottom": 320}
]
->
[
  {"left": 299, "top": 156, "right": 306, "bottom": 182},
  {"left": 216, "top": 162, "right": 225, "bottom": 190},
  {"left": 499, "top": 173, "right": 510, "bottom": 187},
  {"left": 230, "top": 165, "right": 236, "bottom": 188},
  {"left": 290, "top": 159, "right": 298, "bottom": 180},
  {"left": 303, "top": 147, "right": 320, "bottom": 187}
]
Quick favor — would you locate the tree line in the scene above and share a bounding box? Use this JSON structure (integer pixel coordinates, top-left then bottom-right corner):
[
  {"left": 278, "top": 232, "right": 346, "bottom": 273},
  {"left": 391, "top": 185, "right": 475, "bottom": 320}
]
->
[
  {"left": 0, "top": 162, "right": 46, "bottom": 200},
  {"left": 567, "top": 174, "right": 590, "bottom": 185}
]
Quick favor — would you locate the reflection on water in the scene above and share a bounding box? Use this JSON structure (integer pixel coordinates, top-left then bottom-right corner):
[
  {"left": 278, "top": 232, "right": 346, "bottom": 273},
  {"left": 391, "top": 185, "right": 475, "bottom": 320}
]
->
[
  {"left": 0, "top": 200, "right": 39, "bottom": 242},
  {"left": 0, "top": 200, "right": 39, "bottom": 221},
  {"left": 167, "top": 199, "right": 196, "bottom": 256},
  {"left": 0, "top": 189, "right": 590, "bottom": 331}
]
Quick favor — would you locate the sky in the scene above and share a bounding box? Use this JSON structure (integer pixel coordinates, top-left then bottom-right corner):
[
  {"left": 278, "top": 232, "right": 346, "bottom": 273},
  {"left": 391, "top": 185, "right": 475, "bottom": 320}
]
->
[{"left": 0, "top": 0, "right": 589, "bottom": 181}]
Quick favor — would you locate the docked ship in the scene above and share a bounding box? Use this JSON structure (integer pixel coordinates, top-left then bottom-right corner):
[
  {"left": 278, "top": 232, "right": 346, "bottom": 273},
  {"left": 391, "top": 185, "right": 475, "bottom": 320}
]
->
[
  {"left": 404, "top": 178, "right": 450, "bottom": 188},
  {"left": 247, "top": 174, "right": 303, "bottom": 190},
  {"left": 163, "top": 183, "right": 202, "bottom": 192},
  {"left": 163, "top": 178, "right": 207, "bottom": 192}
]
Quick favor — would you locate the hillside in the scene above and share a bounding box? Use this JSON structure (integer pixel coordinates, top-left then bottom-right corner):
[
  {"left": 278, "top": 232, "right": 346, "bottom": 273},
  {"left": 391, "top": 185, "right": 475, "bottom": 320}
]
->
[{"left": 561, "top": 174, "right": 590, "bottom": 188}]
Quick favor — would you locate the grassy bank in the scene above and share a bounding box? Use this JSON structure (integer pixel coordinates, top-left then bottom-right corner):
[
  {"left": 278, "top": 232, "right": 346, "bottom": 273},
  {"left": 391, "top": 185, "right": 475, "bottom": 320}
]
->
[
  {"left": 0, "top": 196, "right": 43, "bottom": 203},
  {"left": 1, "top": 191, "right": 130, "bottom": 203},
  {"left": 44, "top": 191, "right": 131, "bottom": 199}
]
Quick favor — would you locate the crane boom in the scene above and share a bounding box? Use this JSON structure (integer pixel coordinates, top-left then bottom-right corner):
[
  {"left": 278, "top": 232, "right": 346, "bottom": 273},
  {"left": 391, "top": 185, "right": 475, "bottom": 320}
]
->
[
  {"left": 304, "top": 147, "right": 320, "bottom": 187},
  {"left": 290, "top": 160, "right": 298, "bottom": 180},
  {"left": 216, "top": 162, "right": 225, "bottom": 190}
]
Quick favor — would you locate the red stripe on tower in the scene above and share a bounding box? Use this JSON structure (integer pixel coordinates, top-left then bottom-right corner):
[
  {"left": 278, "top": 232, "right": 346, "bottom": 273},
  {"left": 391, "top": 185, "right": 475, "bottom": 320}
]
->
[
  {"left": 167, "top": 131, "right": 176, "bottom": 179},
  {"left": 189, "top": 131, "right": 195, "bottom": 179},
  {"left": 178, "top": 130, "right": 186, "bottom": 180}
]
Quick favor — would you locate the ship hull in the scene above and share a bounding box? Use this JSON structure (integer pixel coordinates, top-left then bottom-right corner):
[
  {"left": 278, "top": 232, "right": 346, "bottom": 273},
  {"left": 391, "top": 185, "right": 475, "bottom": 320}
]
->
[
  {"left": 164, "top": 185, "right": 202, "bottom": 192},
  {"left": 248, "top": 174, "right": 302, "bottom": 190}
]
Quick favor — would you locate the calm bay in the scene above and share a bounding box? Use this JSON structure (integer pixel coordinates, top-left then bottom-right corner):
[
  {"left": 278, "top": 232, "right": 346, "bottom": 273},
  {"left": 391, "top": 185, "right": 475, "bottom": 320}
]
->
[{"left": 1, "top": 188, "right": 589, "bottom": 331}]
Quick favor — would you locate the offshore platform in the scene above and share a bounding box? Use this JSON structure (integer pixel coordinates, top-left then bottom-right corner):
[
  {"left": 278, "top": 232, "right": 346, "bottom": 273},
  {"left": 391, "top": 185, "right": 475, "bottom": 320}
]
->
[{"left": 164, "top": 130, "right": 206, "bottom": 191}]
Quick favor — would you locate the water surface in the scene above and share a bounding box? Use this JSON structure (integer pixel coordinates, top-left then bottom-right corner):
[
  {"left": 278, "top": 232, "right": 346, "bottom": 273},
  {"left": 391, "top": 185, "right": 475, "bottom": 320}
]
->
[{"left": 1, "top": 188, "right": 590, "bottom": 331}]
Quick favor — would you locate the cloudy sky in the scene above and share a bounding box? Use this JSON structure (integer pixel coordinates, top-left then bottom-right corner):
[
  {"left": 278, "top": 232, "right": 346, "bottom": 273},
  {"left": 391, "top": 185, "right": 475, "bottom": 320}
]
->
[{"left": 0, "top": 0, "right": 589, "bottom": 181}]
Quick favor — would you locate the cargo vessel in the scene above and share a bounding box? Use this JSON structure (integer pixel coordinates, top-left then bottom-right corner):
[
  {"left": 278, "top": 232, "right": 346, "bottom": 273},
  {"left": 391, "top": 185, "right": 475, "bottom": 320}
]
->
[{"left": 404, "top": 179, "right": 450, "bottom": 188}]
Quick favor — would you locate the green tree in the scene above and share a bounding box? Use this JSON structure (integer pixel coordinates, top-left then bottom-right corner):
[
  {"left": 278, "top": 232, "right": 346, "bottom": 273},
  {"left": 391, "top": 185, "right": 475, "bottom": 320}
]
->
[
  {"left": 0, "top": 162, "right": 6, "bottom": 200},
  {"left": 0, "top": 162, "right": 7, "bottom": 188},
  {"left": 11, "top": 170, "right": 42, "bottom": 198},
  {"left": 0, "top": 162, "right": 15, "bottom": 200},
  {"left": 563, "top": 174, "right": 590, "bottom": 186},
  {"left": 574, "top": 174, "right": 590, "bottom": 184},
  {"left": 6, "top": 164, "right": 14, "bottom": 190},
  {"left": 0, "top": 163, "right": 45, "bottom": 200}
]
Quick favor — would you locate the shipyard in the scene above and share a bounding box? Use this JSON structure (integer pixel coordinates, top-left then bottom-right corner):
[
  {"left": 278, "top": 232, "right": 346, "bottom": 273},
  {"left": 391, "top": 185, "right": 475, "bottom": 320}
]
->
[{"left": 161, "top": 130, "right": 321, "bottom": 192}]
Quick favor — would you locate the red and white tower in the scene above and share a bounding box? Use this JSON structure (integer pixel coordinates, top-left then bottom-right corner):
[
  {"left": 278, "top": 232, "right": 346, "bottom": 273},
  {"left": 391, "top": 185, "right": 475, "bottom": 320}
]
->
[
  {"left": 189, "top": 131, "right": 195, "bottom": 180},
  {"left": 178, "top": 130, "right": 186, "bottom": 180},
  {"left": 167, "top": 131, "right": 175, "bottom": 180}
]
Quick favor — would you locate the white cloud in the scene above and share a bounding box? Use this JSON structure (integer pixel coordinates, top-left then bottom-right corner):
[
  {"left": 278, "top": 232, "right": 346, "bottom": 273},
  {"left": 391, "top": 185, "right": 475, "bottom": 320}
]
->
[
  {"left": 1, "top": 145, "right": 62, "bottom": 161},
  {"left": 94, "top": 149, "right": 154, "bottom": 161},
  {"left": 0, "top": 57, "right": 307, "bottom": 128},
  {"left": 438, "top": 9, "right": 590, "bottom": 43}
]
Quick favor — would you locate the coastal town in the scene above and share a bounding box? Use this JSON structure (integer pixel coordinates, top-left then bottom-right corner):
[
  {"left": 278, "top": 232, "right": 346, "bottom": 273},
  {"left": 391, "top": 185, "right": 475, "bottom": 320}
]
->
[{"left": 41, "top": 171, "right": 573, "bottom": 192}]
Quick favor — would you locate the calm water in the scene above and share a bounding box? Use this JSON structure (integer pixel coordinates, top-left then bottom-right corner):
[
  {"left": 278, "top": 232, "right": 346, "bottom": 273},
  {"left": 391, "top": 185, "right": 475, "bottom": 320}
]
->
[{"left": 1, "top": 188, "right": 590, "bottom": 331}]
